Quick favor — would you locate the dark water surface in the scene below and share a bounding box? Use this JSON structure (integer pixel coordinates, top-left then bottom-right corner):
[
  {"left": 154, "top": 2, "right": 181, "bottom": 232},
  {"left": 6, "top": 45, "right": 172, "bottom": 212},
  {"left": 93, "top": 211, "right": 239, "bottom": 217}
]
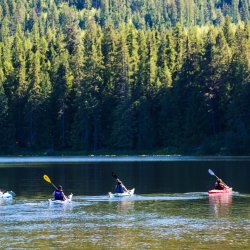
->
[{"left": 0, "top": 158, "right": 250, "bottom": 249}]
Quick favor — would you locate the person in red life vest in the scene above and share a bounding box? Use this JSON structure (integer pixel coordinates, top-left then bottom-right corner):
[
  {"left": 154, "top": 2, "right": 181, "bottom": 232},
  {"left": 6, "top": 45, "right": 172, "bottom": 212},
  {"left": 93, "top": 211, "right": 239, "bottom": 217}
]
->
[
  {"left": 214, "top": 179, "right": 226, "bottom": 190},
  {"left": 115, "top": 179, "right": 129, "bottom": 193},
  {"left": 53, "top": 185, "right": 67, "bottom": 200}
]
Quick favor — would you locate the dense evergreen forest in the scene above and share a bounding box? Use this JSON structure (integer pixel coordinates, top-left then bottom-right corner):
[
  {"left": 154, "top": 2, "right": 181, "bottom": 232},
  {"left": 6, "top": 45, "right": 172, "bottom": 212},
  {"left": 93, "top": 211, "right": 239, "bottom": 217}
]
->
[{"left": 0, "top": 0, "right": 250, "bottom": 155}]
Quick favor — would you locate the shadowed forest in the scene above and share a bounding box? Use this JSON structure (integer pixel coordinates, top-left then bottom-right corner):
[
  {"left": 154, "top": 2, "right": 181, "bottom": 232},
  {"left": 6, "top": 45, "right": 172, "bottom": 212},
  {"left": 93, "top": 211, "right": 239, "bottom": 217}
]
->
[{"left": 0, "top": 0, "right": 250, "bottom": 155}]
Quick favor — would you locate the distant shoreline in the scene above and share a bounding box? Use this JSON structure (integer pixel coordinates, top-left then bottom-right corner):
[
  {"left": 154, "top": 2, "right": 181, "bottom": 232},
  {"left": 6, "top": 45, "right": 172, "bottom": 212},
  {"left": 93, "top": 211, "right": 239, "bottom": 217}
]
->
[{"left": 1, "top": 155, "right": 250, "bottom": 164}]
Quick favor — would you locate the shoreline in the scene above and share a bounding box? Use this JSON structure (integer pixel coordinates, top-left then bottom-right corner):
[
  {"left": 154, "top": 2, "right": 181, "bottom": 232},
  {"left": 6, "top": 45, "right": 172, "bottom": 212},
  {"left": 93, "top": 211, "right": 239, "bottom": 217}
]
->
[{"left": 1, "top": 155, "right": 250, "bottom": 163}]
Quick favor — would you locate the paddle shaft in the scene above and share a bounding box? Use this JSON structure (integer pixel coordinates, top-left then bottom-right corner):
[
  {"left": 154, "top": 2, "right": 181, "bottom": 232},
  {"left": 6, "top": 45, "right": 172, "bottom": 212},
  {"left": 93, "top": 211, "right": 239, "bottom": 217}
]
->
[
  {"left": 49, "top": 182, "right": 58, "bottom": 190},
  {"left": 43, "top": 175, "right": 58, "bottom": 190}
]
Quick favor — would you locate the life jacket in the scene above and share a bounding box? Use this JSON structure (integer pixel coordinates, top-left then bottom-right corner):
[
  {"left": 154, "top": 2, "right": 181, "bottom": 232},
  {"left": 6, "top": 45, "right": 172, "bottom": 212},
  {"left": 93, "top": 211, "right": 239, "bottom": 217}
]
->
[
  {"left": 115, "top": 184, "right": 124, "bottom": 193},
  {"left": 54, "top": 190, "right": 64, "bottom": 200}
]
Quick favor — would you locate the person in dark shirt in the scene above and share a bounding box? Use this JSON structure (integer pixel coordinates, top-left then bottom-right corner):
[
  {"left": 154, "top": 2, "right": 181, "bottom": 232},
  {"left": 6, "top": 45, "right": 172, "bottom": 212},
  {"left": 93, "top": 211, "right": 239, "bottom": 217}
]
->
[
  {"left": 214, "top": 179, "right": 226, "bottom": 190},
  {"left": 52, "top": 185, "right": 67, "bottom": 200},
  {"left": 115, "top": 179, "right": 129, "bottom": 193}
]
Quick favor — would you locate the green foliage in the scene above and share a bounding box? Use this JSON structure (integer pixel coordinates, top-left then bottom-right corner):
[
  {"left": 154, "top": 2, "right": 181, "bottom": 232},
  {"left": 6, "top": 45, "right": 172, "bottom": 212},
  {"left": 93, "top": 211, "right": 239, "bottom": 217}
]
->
[{"left": 0, "top": 0, "right": 250, "bottom": 155}]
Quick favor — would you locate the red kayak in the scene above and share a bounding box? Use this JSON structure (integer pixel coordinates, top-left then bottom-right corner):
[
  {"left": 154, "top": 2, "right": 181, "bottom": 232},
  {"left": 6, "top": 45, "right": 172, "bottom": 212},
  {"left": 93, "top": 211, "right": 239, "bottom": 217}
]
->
[{"left": 208, "top": 187, "right": 232, "bottom": 195}]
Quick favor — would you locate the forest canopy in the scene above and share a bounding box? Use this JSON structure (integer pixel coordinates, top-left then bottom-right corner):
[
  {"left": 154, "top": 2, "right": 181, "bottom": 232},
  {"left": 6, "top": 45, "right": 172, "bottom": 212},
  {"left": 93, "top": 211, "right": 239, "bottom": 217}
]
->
[{"left": 0, "top": 0, "right": 250, "bottom": 155}]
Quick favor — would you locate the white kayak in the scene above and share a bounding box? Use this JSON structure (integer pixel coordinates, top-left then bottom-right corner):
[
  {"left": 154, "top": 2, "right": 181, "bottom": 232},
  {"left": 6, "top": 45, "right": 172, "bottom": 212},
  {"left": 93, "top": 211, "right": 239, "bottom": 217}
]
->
[
  {"left": 48, "top": 194, "right": 73, "bottom": 204},
  {"left": 108, "top": 188, "right": 135, "bottom": 198},
  {"left": 0, "top": 191, "right": 15, "bottom": 199}
]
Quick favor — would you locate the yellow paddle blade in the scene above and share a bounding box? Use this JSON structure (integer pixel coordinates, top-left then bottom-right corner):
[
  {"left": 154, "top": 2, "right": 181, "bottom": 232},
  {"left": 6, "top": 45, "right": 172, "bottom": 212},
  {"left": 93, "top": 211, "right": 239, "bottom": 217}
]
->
[{"left": 43, "top": 174, "right": 51, "bottom": 183}]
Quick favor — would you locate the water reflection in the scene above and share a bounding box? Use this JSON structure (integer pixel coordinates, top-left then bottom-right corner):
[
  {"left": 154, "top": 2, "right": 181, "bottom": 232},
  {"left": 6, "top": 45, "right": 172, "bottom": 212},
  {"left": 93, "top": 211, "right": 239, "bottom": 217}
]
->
[
  {"left": 116, "top": 200, "right": 134, "bottom": 214},
  {"left": 1, "top": 161, "right": 250, "bottom": 249},
  {"left": 209, "top": 194, "right": 233, "bottom": 217},
  {"left": 1, "top": 160, "right": 250, "bottom": 195},
  {"left": 48, "top": 201, "right": 74, "bottom": 212}
]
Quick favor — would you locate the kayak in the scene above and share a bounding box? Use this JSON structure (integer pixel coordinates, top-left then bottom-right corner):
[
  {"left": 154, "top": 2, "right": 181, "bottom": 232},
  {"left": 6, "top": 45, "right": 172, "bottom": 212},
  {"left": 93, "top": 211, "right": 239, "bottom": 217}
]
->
[
  {"left": 108, "top": 188, "right": 135, "bottom": 198},
  {"left": 0, "top": 191, "right": 15, "bottom": 199},
  {"left": 49, "top": 194, "right": 73, "bottom": 204},
  {"left": 48, "top": 194, "right": 73, "bottom": 204},
  {"left": 208, "top": 187, "right": 232, "bottom": 195}
]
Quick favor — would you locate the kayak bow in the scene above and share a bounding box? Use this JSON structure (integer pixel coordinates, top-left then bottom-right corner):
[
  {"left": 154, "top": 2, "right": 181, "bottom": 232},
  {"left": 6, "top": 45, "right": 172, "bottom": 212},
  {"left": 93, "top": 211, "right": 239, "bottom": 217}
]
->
[{"left": 0, "top": 191, "right": 14, "bottom": 199}]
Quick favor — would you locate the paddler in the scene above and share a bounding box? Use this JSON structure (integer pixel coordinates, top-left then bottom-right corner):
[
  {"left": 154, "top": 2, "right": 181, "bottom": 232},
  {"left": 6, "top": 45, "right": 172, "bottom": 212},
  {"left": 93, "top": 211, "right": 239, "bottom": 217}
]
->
[
  {"left": 214, "top": 179, "right": 227, "bottom": 190},
  {"left": 115, "top": 179, "right": 129, "bottom": 193},
  {"left": 53, "top": 185, "right": 67, "bottom": 200}
]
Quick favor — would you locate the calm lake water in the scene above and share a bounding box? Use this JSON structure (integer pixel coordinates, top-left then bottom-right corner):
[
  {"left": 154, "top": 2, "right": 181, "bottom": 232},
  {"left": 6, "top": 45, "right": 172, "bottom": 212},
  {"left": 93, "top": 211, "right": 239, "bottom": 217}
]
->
[{"left": 0, "top": 157, "right": 250, "bottom": 249}]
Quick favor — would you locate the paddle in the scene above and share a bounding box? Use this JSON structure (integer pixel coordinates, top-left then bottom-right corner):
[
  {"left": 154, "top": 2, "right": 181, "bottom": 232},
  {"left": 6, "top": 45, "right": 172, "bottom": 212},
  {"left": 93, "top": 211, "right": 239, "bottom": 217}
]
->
[
  {"left": 43, "top": 174, "right": 68, "bottom": 200},
  {"left": 112, "top": 172, "right": 118, "bottom": 180},
  {"left": 208, "top": 169, "right": 229, "bottom": 188},
  {"left": 43, "top": 174, "right": 57, "bottom": 190}
]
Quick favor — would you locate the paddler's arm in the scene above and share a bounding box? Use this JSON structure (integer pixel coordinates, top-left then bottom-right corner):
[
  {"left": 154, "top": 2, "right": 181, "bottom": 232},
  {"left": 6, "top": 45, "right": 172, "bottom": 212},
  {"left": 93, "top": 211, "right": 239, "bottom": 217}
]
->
[
  {"left": 222, "top": 182, "right": 229, "bottom": 189},
  {"left": 62, "top": 192, "right": 68, "bottom": 200},
  {"left": 122, "top": 184, "right": 129, "bottom": 192},
  {"left": 218, "top": 178, "right": 229, "bottom": 189}
]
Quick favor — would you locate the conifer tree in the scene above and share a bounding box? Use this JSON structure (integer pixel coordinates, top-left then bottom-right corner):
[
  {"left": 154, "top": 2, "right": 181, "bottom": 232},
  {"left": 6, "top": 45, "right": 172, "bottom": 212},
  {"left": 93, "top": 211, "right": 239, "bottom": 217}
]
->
[
  {"left": 109, "top": 29, "right": 134, "bottom": 149},
  {"left": 226, "top": 23, "right": 250, "bottom": 153},
  {"left": 201, "top": 28, "right": 232, "bottom": 136},
  {"left": 0, "top": 80, "right": 12, "bottom": 151},
  {"left": 223, "top": 16, "right": 234, "bottom": 47},
  {"left": 72, "top": 20, "right": 103, "bottom": 150},
  {"left": 0, "top": 42, "right": 14, "bottom": 151},
  {"left": 50, "top": 31, "right": 73, "bottom": 150},
  {"left": 126, "top": 23, "right": 139, "bottom": 87},
  {"left": 157, "top": 29, "right": 172, "bottom": 88}
]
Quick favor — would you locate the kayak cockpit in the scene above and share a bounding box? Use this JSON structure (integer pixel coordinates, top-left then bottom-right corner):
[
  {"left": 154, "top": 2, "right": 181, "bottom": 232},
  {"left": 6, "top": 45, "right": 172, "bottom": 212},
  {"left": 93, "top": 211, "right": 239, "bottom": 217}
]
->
[
  {"left": 108, "top": 188, "right": 135, "bottom": 198},
  {"left": 49, "top": 194, "right": 73, "bottom": 204}
]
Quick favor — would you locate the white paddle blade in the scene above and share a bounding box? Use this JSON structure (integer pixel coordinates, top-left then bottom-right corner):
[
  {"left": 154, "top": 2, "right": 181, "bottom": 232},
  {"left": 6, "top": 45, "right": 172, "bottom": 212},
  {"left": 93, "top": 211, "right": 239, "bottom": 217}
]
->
[{"left": 208, "top": 169, "right": 215, "bottom": 176}]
